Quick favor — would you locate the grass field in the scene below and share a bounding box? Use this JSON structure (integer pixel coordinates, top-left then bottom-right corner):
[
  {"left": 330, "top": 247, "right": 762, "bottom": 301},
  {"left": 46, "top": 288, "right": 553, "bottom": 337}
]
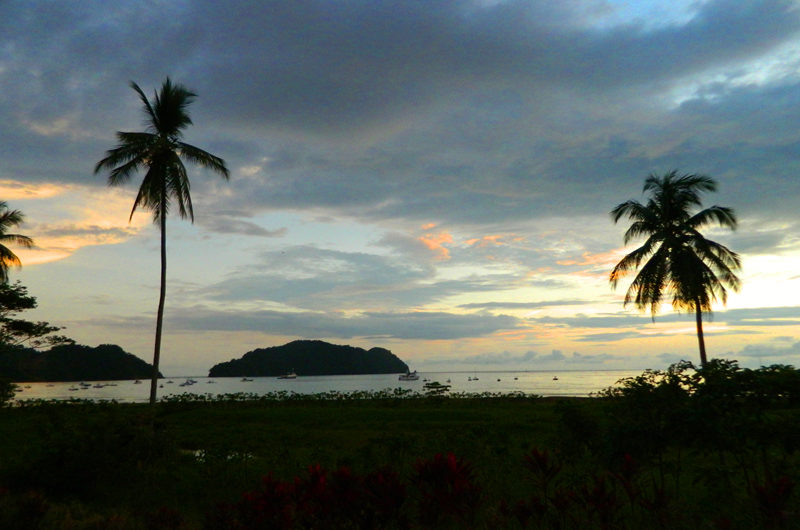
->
[{"left": 0, "top": 361, "right": 799, "bottom": 528}]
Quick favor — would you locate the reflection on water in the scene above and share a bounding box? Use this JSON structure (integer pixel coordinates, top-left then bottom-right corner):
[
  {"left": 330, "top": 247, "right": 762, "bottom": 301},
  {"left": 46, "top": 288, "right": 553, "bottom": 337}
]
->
[{"left": 13, "top": 370, "right": 642, "bottom": 403}]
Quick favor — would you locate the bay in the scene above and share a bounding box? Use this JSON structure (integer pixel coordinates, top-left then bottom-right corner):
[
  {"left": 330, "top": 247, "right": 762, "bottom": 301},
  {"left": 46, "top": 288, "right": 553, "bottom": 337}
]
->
[{"left": 12, "top": 370, "right": 642, "bottom": 403}]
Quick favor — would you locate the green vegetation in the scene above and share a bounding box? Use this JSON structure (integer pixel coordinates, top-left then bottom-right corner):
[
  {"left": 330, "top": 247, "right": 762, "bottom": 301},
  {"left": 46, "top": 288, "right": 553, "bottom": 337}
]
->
[
  {"left": 610, "top": 171, "right": 741, "bottom": 366},
  {"left": 1, "top": 361, "right": 799, "bottom": 528},
  {"left": 0, "top": 201, "right": 33, "bottom": 283},
  {"left": 0, "top": 343, "right": 159, "bottom": 385},
  {"left": 95, "top": 78, "right": 229, "bottom": 405},
  {"left": 209, "top": 340, "right": 410, "bottom": 377}
]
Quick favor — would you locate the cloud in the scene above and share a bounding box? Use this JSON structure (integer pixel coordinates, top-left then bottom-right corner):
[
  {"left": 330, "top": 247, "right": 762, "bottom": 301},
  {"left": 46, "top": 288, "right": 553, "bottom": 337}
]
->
[
  {"left": 4, "top": 0, "right": 800, "bottom": 375},
  {"left": 418, "top": 230, "right": 454, "bottom": 261},
  {"left": 459, "top": 299, "right": 590, "bottom": 310},
  {"left": 526, "top": 306, "right": 800, "bottom": 330},
  {"left": 574, "top": 331, "right": 644, "bottom": 342},
  {"left": 736, "top": 340, "right": 800, "bottom": 359},
  {"left": 198, "top": 215, "right": 287, "bottom": 238},
  {"left": 4, "top": 0, "right": 800, "bottom": 229},
  {"left": 93, "top": 306, "right": 521, "bottom": 341}
]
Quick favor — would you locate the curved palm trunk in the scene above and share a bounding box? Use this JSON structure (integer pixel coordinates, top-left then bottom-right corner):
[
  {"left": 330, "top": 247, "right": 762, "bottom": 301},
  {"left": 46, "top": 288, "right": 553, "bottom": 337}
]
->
[
  {"left": 149, "top": 186, "right": 167, "bottom": 406},
  {"left": 695, "top": 300, "right": 708, "bottom": 368}
]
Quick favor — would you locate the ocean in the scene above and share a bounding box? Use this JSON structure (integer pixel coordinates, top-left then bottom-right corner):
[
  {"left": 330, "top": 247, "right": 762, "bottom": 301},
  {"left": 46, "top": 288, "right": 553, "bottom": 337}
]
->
[{"left": 12, "top": 369, "right": 643, "bottom": 403}]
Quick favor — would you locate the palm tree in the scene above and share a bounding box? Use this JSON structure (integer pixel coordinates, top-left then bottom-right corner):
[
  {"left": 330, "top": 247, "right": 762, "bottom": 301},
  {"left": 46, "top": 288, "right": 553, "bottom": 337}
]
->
[
  {"left": 0, "top": 202, "right": 34, "bottom": 283},
  {"left": 610, "top": 170, "right": 741, "bottom": 367},
  {"left": 95, "top": 78, "right": 228, "bottom": 405}
]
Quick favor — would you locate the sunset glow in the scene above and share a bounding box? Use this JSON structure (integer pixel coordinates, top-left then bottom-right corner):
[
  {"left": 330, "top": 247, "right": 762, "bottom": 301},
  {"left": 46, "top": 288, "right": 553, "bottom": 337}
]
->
[{"left": 2, "top": 1, "right": 800, "bottom": 375}]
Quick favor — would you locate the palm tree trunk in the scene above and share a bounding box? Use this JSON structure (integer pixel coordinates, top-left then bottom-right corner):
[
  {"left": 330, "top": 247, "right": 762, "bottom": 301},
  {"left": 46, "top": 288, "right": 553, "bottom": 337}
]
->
[
  {"left": 149, "top": 187, "right": 167, "bottom": 406},
  {"left": 695, "top": 300, "right": 707, "bottom": 368}
]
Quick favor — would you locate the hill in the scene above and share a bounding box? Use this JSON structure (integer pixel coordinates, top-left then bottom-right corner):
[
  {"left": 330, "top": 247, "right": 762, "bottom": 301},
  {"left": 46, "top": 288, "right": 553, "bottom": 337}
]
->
[
  {"left": 208, "top": 340, "right": 409, "bottom": 377},
  {"left": 0, "top": 343, "right": 160, "bottom": 382}
]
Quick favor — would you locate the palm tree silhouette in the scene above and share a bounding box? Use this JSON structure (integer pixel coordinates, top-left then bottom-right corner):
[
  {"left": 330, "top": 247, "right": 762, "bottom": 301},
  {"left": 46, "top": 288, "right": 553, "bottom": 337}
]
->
[
  {"left": 610, "top": 170, "right": 741, "bottom": 366},
  {"left": 95, "top": 78, "right": 229, "bottom": 404},
  {"left": 0, "top": 202, "right": 33, "bottom": 283}
]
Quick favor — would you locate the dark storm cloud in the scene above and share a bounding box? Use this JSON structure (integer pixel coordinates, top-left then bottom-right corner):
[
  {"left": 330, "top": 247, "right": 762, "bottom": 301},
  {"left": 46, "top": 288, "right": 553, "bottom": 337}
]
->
[
  {"left": 3, "top": 0, "right": 800, "bottom": 227},
  {"left": 183, "top": 0, "right": 800, "bottom": 134}
]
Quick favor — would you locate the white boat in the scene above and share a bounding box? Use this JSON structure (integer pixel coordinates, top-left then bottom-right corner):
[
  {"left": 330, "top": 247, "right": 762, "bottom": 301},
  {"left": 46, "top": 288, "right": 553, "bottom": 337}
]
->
[
  {"left": 398, "top": 370, "right": 419, "bottom": 381},
  {"left": 277, "top": 372, "right": 297, "bottom": 379}
]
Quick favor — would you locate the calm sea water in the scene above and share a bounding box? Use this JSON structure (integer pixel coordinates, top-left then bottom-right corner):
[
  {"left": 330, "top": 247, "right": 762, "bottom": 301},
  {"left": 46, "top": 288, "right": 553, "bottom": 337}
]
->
[{"left": 12, "top": 370, "right": 642, "bottom": 403}]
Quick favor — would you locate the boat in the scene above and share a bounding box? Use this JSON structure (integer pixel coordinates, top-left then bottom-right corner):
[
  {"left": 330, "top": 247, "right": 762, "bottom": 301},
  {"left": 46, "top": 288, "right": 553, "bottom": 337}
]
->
[
  {"left": 240, "top": 377, "right": 254, "bottom": 382},
  {"left": 277, "top": 372, "right": 296, "bottom": 379},
  {"left": 398, "top": 370, "right": 419, "bottom": 381},
  {"left": 133, "top": 380, "right": 142, "bottom": 384},
  {"left": 423, "top": 381, "right": 451, "bottom": 395},
  {"left": 552, "top": 376, "right": 559, "bottom": 381}
]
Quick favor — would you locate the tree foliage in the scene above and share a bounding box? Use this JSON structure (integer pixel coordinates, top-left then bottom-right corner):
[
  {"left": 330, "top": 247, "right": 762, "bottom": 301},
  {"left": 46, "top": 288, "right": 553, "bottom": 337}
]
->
[
  {"left": 610, "top": 170, "right": 741, "bottom": 365},
  {"left": 0, "top": 281, "right": 73, "bottom": 350},
  {"left": 94, "top": 78, "right": 228, "bottom": 405},
  {"left": 0, "top": 201, "right": 33, "bottom": 284}
]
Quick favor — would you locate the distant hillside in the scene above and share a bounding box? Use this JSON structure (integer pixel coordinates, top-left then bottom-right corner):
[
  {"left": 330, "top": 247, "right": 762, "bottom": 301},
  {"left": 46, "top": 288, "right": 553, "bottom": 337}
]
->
[
  {"left": 0, "top": 343, "right": 159, "bottom": 382},
  {"left": 209, "top": 340, "right": 409, "bottom": 377}
]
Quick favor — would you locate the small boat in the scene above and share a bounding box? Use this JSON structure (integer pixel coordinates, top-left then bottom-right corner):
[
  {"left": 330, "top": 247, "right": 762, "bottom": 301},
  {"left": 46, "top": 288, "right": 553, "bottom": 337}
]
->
[
  {"left": 277, "top": 372, "right": 297, "bottom": 380},
  {"left": 134, "top": 380, "right": 142, "bottom": 384},
  {"left": 398, "top": 370, "right": 419, "bottom": 381},
  {"left": 552, "top": 376, "right": 559, "bottom": 381},
  {"left": 423, "top": 381, "right": 451, "bottom": 395},
  {"left": 241, "top": 377, "right": 254, "bottom": 382}
]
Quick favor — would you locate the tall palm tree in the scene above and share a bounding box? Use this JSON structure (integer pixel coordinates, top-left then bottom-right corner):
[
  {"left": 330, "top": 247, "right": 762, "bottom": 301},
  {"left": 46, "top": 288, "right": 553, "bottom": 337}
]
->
[
  {"left": 0, "top": 202, "right": 34, "bottom": 283},
  {"left": 95, "top": 78, "right": 228, "bottom": 405},
  {"left": 610, "top": 170, "right": 741, "bottom": 367}
]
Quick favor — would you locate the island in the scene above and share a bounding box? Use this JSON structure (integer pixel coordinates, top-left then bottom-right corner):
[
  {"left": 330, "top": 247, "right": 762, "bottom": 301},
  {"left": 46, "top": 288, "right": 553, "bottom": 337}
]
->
[
  {"left": 208, "top": 340, "right": 409, "bottom": 377},
  {"left": 0, "top": 343, "right": 160, "bottom": 382}
]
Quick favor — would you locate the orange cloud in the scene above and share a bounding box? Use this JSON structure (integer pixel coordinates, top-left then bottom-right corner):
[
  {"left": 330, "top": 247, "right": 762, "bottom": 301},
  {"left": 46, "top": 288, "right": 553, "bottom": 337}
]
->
[
  {"left": 419, "top": 231, "right": 453, "bottom": 260},
  {"left": 466, "top": 234, "right": 521, "bottom": 248},
  {"left": 0, "top": 180, "right": 70, "bottom": 200},
  {"left": 558, "top": 248, "right": 630, "bottom": 277},
  {"left": 6, "top": 183, "right": 149, "bottom": 267}
]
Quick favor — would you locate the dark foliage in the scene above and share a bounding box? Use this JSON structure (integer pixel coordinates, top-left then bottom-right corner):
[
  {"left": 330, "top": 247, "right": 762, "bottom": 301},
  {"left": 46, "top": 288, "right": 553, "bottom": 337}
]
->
[
  {"left": 0, "top": 281, "right": 72, "bottom": 350},
  {"left": 0, "top": 343, "right": 160, "bottom": 382},
  {"left": 209, "top": 339, "right": 409, "bottom": 377}
]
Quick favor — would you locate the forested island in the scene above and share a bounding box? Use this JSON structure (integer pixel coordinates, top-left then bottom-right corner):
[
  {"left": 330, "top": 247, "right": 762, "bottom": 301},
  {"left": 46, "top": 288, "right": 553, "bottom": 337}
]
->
[
  {"left": 208, "top": 340, "right": 409, "bottom": 377},
  {"left": 0, "top": 343, "right": 159, "bottom": 382}
]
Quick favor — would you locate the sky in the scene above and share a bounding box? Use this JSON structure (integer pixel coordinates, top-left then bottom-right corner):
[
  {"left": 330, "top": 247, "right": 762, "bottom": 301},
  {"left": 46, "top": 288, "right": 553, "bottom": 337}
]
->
[{"left": 2, "top": 0, "right": 800, "bottom": 376}]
